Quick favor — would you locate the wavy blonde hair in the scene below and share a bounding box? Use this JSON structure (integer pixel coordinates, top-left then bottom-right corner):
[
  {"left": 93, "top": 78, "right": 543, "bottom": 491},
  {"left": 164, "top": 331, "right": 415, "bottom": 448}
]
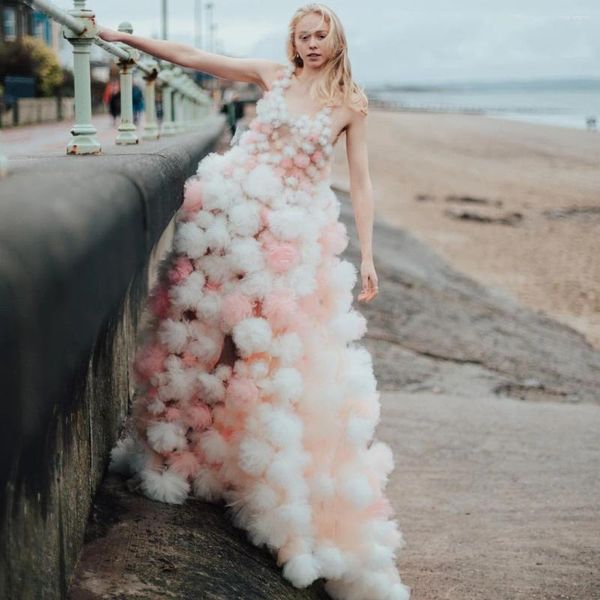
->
[{"left": 286, "top": 3, "right": 368, "bottom": 115}]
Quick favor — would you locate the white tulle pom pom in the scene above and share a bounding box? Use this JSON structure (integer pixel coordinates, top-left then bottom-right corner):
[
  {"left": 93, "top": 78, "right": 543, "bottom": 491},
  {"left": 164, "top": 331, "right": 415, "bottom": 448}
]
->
[
  {"left": 338, "top": 472, "right": 374, "bottom": 509},
  {"left": 195, "top": 254, "right": 234, "bottom": 284},
  {"left": 268, "top": 206, "right": 307, "bottom": 241},
  {"left": 146, "top": 422, "right": 188, "bottom": 454},
  {"left": 275, "top": 501, "right": 312, "bottom": 531},
  {"left": 309, "top": 472, "right": 336, "bottom": 500},
  {"left": 192, "top": 465, "right": 224, "bottom": 501},
  {"left": 267, "top": 367, "right": 304, "bottom": 404},
  {"left": 196, "top": 152, "right": 227, "bottom": 178},
  {"left": 199, "top": 429, "right": 228, "bottom": 463},
  {"left": 282, "top": 553, "right": 320, "bottom": 588},
  {"left": 174, "top": 222, "right": 208, "bottom": 259},
  {"left": 329, "top": 309, "right": 367, "bottom": 343},
  {"left": 197, "top": 372, "right": 226, "bottom": 405},
  {"left": 169, "top": 271, "right": 206, "bottom": 311},
  {"left": 238, "top": 436, "right": 275, "bottom": 477},
  {"left": 259, "top": 405, "right": 303, "bottom": 449},
  {"left": 139, "top": 468, "right": 190, "bottom": 504},
  {"left": 241, "top": 163, "right": 283, "bottom": 203},
  {"left": 346, "top": 414, "right": 376, "bottom": 446},
  {"left": 238, "top": 270, "right": 273, "bottom": 299},
  {"left": 157, "top": 318, "right": 188, "bottom": 353},
  {"left": 108, "top": 435, "right": 145, "bottom": 476},
  {"left": 227, "top": 200, "right": 262, "bottom": 237},
  {"left": 232, "top": 317, "right": 272, "bottom": 357},
  {"left": 330, "top": 258, "right": 357, "bottom": 291},
  {"left": 227, "top": 237, "right": 265, "bottom": 274},
  {"left": 314, "top": 542, "right": 348, "bottom": 579},
  {"left": 245, "top": 482, "right": 280, "bottom": 512},
  {"left": 204, "top": 214, "right": 231, "bottom": 250},
  {"left": 269, "top": 332, "right": 303, "bottom": 365}
]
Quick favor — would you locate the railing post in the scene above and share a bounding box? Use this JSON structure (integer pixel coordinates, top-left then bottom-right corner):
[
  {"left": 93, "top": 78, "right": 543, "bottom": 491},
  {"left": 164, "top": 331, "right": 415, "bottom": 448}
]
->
[
  {"left": 172, "top": 67, "right": 185, "bottom": 134},
  {"left": 159, "top": 65, "right": 176, "bottom": 136},
  {"left": 182, "top": 80, "right": 191, "bottom": 130},
  {"left": 142, "top": 58, "right": 159, "bottom": 140},
  {"left": 62, "top": 0, "right": 101, "bottom": 155},
  {"left": 114, "top": 21, "right": 139, "bottom": 145}
]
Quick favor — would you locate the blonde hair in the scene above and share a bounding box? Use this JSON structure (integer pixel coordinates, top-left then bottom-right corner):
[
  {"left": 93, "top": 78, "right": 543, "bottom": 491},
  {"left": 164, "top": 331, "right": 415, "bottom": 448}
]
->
[{"left": 286, "top": 3, "right": 368, "bottom": 115}]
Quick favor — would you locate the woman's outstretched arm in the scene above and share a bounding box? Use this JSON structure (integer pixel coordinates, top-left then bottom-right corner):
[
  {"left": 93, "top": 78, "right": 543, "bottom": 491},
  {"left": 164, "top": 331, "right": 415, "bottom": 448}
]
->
[{"left": 97, "top": 27, "right": 280, "bottom": 90}]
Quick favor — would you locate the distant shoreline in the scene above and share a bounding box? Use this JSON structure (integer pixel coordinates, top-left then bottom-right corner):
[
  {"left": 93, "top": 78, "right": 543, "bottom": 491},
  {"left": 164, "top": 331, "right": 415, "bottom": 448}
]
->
[{"left": 366, "top": 98, "right": 598, "bottom": 131}]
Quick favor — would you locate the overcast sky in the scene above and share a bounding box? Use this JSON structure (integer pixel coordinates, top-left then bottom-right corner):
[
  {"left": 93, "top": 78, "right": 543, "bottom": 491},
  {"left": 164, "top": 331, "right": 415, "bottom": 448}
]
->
[{"left": 90, "top": 0, "right": 600, "bottom": 86}]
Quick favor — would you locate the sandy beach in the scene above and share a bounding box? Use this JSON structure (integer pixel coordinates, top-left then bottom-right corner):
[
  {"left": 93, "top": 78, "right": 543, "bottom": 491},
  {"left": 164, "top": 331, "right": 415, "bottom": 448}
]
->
[{"left": 331, "top": 109, "right": 600, "bottom": 349}]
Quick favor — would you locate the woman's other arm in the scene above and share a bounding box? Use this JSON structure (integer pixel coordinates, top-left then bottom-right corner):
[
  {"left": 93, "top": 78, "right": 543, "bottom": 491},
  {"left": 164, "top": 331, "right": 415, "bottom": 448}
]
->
[
  {"left": 97, "top": 27, "right": 281, "bottom": 91},
  {"left": 345, "top": 108, "right": 379, "bottom": 302}
]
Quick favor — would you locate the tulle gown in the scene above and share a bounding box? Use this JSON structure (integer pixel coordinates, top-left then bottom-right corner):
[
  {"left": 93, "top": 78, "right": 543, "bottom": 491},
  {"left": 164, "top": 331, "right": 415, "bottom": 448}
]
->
[{"left": 109, "top": 62, "right": 411, "bottom": 600}]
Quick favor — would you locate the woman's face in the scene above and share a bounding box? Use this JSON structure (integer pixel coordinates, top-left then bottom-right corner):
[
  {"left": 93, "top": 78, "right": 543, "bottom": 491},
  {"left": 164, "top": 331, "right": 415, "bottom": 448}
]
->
[{"left": 294, "top": 12, "right": 331, "bottom": 68}]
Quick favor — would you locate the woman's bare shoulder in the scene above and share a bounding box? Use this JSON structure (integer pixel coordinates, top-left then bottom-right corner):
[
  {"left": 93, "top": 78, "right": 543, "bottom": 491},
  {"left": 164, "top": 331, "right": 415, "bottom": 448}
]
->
[{"left": 251, "top": 60, "right": 288, "bottom": 92}]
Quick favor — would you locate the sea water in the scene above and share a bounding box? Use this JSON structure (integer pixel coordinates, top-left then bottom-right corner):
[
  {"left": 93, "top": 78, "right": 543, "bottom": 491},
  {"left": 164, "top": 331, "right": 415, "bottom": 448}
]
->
[{"left": 367, "top": 78, "right": 600, "bottom": 131}]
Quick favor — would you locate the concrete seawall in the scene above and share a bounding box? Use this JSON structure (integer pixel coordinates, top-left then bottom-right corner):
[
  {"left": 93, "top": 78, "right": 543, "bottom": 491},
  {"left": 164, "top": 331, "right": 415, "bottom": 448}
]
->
[{"left": 0, "top": 115, "right": 227, "bottom": 599}]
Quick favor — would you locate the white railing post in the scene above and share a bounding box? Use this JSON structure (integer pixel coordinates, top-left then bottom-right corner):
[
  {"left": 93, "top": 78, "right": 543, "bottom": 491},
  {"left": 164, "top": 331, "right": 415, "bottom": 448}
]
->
[
  {"left": 159, "top": 65, "right": 176, "bottom": 136},
  {"left": 172, "top": 67, "right": 185, "bottom": 134},
  {"left": 62, "top": 0, "right": 101, "bottom": 154},
  {"left": 182, "top": 80, "right": 192, "bottom": 130},
  {"left": 114, "top": 21, "right": 139, "bottom": 145},
  {"left": 142, "top": 58, "right": 159, "bottom": 140}
]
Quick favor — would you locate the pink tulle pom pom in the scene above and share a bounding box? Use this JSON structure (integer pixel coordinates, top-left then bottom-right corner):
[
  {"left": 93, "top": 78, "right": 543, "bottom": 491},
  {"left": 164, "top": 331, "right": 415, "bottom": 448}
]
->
[
  {"left": 264, "top": 240, "right": 299, "bottom": 273},
  {"left": 167, "top": 256, "right": 194, "bottom": 284},
  {"left": 133, "top": 342, "right": 169, "bottom": 381},
  {"left": 205, "top": 280, "right": 222, "bottom": 292},
  {"left": 225, "top": 376, "right": 259, "bottom": 410},
  {"left": 220, "top": 292, "right": 254, "bottom": 329},
  {"left": 260, "top": 122, "right": 273, "bottom": 135},
  {"left": 244, "top": 157, "right": 258, "bottom": 170},
  {"left": 298, "top": 293, "right": 322, "bottom": 319},
  {"left": 165, "top": 406, "right": 183, "bottom": 422},
  {"left": 293, "top": 153, "right": 310, "bottom": 168},
  {"left": 291, "top": 167, "right": 304, "bottom": 179},
  {"left": 280, "top": 158, "right": 293, "bottom": 170},
  {"left": 166, "top": 450, "right": 201, "bottom": 478},
  {"left": 183, "top": 178, "right": 204, "bottom": 214},
  {"left": 181, "top": 351, "right": 199, "bottom": 367},
  {"left": 369, "top": 497, "right": 395, "bottom": 518},
  {"left": 259, "top": 207, "right": 271, "bottom": 228},
  {"left": 148, "top": 284, "right": 171, "bottom": 319},
  {"left": 262, "top": 288, "right": 298, "bottom": 330},
  {"left": 319, "top": 222, "right": 349, "bottom": 256},
  {"left": 186, "top": 401, "right": 213, "bottom": 431},
  {"left": 311, "top": 150, "right": 323, "bottom": 163}
]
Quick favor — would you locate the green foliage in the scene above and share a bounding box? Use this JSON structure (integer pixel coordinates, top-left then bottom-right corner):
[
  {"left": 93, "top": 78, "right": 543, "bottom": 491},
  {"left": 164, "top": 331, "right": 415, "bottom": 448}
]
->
[{"left": 0, "top": 35, "right": 63, "bottom": 96}]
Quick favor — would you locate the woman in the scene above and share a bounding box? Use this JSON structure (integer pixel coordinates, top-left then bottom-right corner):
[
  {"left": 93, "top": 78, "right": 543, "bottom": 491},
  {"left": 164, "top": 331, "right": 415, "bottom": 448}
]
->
[{"left": 99, "top": 4, "right": 410, "bottom": 599}]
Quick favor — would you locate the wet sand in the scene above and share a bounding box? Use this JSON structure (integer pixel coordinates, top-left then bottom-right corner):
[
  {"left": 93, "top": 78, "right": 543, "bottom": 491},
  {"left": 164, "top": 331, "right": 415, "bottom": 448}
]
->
[{"left": 331, "top": 109, "right": 600, "bottom": 348}]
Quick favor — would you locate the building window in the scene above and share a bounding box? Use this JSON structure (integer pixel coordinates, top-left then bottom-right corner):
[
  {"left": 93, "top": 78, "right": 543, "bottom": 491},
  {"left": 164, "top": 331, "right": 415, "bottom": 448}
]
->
[{"left": 3, "top": 7, "right": 17, "bottom": 42}]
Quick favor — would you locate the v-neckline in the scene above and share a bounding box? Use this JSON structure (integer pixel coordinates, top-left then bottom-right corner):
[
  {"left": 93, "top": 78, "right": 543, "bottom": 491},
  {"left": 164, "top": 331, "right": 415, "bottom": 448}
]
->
[{"left": 279, "top": 65, "right": 330, "bottom": 122}]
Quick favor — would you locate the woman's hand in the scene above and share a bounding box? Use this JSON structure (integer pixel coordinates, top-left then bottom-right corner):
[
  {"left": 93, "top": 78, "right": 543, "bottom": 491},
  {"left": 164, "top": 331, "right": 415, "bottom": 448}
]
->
[
  {"left": 358, "top": 257, "right": 379, "bottom": 302},
  {"left": 97, "top": 26, "right": 123, "bottom": 43}
]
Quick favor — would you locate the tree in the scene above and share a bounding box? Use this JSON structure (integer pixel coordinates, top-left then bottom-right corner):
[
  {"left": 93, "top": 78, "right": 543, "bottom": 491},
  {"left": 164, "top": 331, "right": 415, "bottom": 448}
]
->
[{"left": 0, "top": 35, "right": 63, "bottom": 97}]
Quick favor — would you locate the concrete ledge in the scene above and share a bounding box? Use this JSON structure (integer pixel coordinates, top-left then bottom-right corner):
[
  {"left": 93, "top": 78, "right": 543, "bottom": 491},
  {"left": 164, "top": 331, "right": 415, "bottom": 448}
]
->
[{"left": 0, "top": 115, "right": 227, "bottom": 599}]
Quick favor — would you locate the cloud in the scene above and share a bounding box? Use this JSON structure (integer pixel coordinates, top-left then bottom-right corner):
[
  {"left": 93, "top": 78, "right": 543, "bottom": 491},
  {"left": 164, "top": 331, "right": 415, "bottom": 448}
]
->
[{"left": 88, "top": 0, "right": 599, "bottom": 84}]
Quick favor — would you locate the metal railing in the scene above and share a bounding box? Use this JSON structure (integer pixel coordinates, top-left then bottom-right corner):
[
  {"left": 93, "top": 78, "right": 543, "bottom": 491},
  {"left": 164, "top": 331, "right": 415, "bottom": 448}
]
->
[{"left": 0, "top": 0, "right": 212, "bottom": 172}]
